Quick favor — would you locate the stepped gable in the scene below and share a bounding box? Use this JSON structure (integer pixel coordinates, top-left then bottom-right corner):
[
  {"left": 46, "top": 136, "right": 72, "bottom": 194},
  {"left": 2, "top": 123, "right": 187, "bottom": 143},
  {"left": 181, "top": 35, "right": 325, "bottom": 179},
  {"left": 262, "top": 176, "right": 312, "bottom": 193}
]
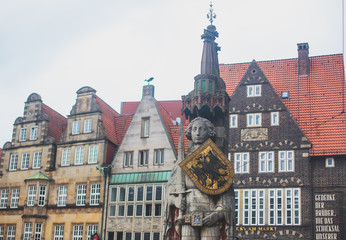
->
[
  {"left": 113, "top": 114, "right": 134, "bottom": 145},
  {"left": 41, "top": 103, "right": 67, "bottom": 143},
  {"left": 95, "top": 96, "right": 120, "bottom": 145},
  {"left": 220, "top": 54, "right": 346, "bottom": 156}
]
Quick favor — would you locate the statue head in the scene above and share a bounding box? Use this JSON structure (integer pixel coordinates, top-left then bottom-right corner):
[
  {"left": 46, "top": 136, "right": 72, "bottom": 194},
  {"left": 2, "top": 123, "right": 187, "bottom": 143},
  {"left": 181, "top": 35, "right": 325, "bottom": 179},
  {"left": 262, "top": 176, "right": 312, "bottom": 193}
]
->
[{"left": 185, "top": 117, "right": 216, "bottom": 145}]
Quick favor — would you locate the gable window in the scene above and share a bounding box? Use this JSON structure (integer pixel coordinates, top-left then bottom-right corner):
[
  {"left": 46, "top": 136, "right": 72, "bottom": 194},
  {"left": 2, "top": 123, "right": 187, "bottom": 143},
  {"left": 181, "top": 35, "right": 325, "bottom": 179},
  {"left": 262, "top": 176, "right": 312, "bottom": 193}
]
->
[
  {"left": 0, "top": 189, "right": 9, "bottom": 208},
  {"left": 139, "top": 150, "right": 149, "bottom": 166},
  {"left": 9, "top": 154, "right": 18, "bottom": 171},
  {"left": 27, "top": 186, "right": 36, "bottom": 206},
  {"left": 154, "top": 149, "right": 164, "bottom": 165},
  {"left": 38, "top": 186, "right": 46, "bottom": 206},
  {"left": 124, "top": 151, "right": 134, "bottom": 167},
  {"left": 90, "top": 184, "right": 101, "bottom": 205},
  {"left": 259, "top": 152, "right": 274, "bottom": 173},
  {"left": 54, "top": 225, "right": 64, "bottom": 240},
  {"left": 21, "top": 153, "right": 30, "bottom": 169},
  {"left": 247, "top": 85, "right": 261, "bottom": 97},
  {"left": 34, "top": 223, "right": 42, "bottom": 240},
  {"left": 23, "top": 222, "right": 32, "bottom": 240},
  {"left": 61, "top": 148, "right": 71, "bottom": 166},
  {"left": 230, "top": 114, "right": 238, "bottom": 128},
  {"left": 325, "top": 158, "right": 335, "bottom": 167},
  {"left": 84, "top": 119, "right": 93, "bottom": 133},
  {"left": 30, "top": 126, "right": 38, "bottom": 140},
  {"left": 247, "top": 113, "right": 262, "bottom": 127},
  {"left": 10, "top": 188, "right": 20, "bottom": 208},
  {"left": 141, "top": 118, "right": 150, "bottom": 138},
  {"left": 234, "top": 153, "right": 249, "bottom": 173},
  {"left": 7, "top": 226, "right": 16, "bottom": 240},
  {"left": 88, "top": 145, "right": 98, "bottom": 164},
  {"left": 271, "top": 112, "right": 279, "bottom": 126},
  {"left": 279, "top": 151, "right": 294, "bottom": 172},
  {"left": 73, "top": 225, "right": 83, "bottom": 240},
  {"left": 74, "top": 147, "right": 85, "bottom": 165},
  {"left": 19, "top": 127, "right": 27, "bottom": 141},
  {"left": 72, "top": 121, "right": 81, "bottom": 135},
  {"left": 76, "top": 184, "right": 87, "bottom": 206},
  {"left": 57, "top": 186, "right": 67, "bottom": 206},
  {"left": 32, "top": 152, "right": 42, "bottom": 169}
]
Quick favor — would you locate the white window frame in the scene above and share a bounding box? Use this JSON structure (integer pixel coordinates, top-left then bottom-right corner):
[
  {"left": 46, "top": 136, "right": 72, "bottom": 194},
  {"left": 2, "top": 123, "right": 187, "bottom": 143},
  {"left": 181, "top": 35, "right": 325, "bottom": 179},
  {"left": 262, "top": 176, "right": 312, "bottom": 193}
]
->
[
  {"left": 34, "top": 223, "right": 42, "bottom": 240},
  {"left": 247, "top": 85, "right": 261, "bottom": 97},
  {"left": 57, "top": 186, "right": 67, "bottom": 206},
  {"left": 19, "top": 127, "right": 27, "bottom": 141},
  {"left": 124, "top": 151, "right": 134, "bottom": 167},
  {"left": 0, "top": 226, "right": 3, "bottom": 240},
  {"left": 90, "top": 184, "right": 101, "bottom": 205},
  {"left": 74, "top": 147, "right": 84, "bottom": 165},
  {"left": 30, "top": 126, "right": 38, "bottom": 140},
  {"left": 76, "top": 184, "right": 87, "bottom": 206},
  {"left": 247, "top": 113, "right": 262, "bottom": 127},
  {"left": 258, "top": 190, "right": 265, "bottom": 225},
  {"left": 234, "top": 152, "right": 249, "bottom": 173},
  {"left": 139, "top": 150, "right": 149, "bottom": 166},
  {"left": 9, "top": 154, "right": 18, "bottom": 171},
  {"left": 83, "top": 119, "right": 93, "bottom": 133},
  {"left": 72, "top": 225, "right": 83, "bottom": 240},
  {"left": 10, "top": 188, "right": 20, "bottom": 208},
  {"left": 0, "top": 189, "right": 9, "bottom": 208},
  {"left": 230, "top": 114, "right": 238, "bottom": 128},
  {"left": 38, "top": 186, "right": 46, "bottom": 206},
  {"left": 87, "top": 225, "right": 98, "bottom": 240},
  {"left": 271, "top": 112, "right": 279, "bottom": 126},
  {"left": 235, "top": 190, "right": 239, "bottom": 225},
  {"left": 23, "top": 222, "right": 32, "bottom": 240},
  {"left": 72, "top": 120, "right": 81, "bottom": 135},
  {"left": 88, "top": 145, "right": 98, "bottom": 164},
  {"left": 7, "top": 225, "right": 16, "bottom": 240},
  {"left": 27, "top": 186, "right": 36, "bottom": 206},
  {"left": 279, "top": 150, "right": 294, "bottom": 172},
  {"left": 141, "top": 118, "right": 150, "bottom": 138},
  {"left": 325, "top": 158, "right": 335, "bottom": 167},
  {"left": 21, "top": 153, "right": 30, "bottom": 170},
  {"left": 32, "top": 152, "right": 42, "bottom": 169},
  {"left": 61, "top": 148, "right": 71, "bottom": 166},
  {"left": 243, "top": 190, "right": 249, "bottom": 225},
  {"left": 259, "top": 151, "right": 274, "bottom": 173},
  {"left": 54, "top": 225, "right": 64, "bottom": 240},
  {"left": 154, "top": 149, "right": 164, "bottom": 165}
]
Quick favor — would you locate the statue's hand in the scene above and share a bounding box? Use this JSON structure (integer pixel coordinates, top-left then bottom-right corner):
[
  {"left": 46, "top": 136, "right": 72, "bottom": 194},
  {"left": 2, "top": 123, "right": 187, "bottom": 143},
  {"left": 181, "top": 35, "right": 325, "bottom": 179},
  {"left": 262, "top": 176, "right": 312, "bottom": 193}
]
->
[{"left": 202, "top": 212, "right": 222, "bottom": 227}]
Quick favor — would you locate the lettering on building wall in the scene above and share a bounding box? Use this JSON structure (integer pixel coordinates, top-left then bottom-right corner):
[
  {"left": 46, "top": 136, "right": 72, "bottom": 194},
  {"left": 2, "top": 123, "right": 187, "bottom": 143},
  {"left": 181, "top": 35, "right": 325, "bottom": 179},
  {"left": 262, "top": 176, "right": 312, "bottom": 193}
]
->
[
  {"left": 236, "top": 226, "right": 277, "bottom": 232},
  {"left": 314, "top": 193, "right": 341, "bottom": 240}
]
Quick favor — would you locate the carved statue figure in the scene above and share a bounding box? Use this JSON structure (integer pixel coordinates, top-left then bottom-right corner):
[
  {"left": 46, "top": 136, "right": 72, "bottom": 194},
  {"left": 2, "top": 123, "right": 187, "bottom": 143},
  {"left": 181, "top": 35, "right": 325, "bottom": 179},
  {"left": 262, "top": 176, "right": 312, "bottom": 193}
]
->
[{"left": 164, "top": 117, "right": 235, "bottom": 240}]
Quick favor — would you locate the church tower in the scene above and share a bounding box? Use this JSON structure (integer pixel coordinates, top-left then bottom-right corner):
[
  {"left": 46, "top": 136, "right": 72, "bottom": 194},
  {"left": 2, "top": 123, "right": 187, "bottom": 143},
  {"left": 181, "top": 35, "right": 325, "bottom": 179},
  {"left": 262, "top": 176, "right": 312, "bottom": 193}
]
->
[{"left": 181, "top": 3, "right": 230, "bottom": 154}]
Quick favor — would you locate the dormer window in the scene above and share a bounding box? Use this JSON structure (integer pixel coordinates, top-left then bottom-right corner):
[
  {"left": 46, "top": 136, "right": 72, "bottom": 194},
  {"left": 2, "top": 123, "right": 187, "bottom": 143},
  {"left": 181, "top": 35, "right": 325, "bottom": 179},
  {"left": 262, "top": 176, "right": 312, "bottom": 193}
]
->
[
  {"left": 30, "top": 126, "right": 38, "bottom": 140},
  {"left": 281, "top": 91, "right": 289, "bottom": 99},
  {"left": 72, "top": 121, "right": 81, "bottom": 135},
  {"left": 83, "top": 119, "right": 92, "bottom": 133},
  {"left": 19, "top": 127, "right": 27, "bottom": 141},
  {"left": 247, "top": 85, "right": 261, "bottom": 97}
]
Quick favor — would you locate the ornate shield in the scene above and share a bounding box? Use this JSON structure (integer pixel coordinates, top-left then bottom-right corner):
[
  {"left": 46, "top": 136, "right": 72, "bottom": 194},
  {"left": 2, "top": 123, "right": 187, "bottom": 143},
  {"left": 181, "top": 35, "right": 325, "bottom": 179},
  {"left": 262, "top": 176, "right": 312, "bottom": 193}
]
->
[{"left": 179, "top": 139, "right": 234, "bottom": 195}]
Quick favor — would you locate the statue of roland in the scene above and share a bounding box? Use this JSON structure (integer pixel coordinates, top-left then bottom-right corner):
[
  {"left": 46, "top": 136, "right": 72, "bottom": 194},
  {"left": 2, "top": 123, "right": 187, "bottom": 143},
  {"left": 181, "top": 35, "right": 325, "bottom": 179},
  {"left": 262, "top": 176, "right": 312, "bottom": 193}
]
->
[{"left": 164, "top": 117, "right": 235, "bottom": 240}]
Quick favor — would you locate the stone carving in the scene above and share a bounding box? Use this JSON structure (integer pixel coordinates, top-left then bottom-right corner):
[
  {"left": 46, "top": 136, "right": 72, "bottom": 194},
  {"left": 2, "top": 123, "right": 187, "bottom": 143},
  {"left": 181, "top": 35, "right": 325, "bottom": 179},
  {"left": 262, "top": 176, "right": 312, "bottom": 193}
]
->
[
  {"left": 241, "top": 128, "right": 268, "bottom": 141},
  {"left": 164, "top": 117, "right": 235, "bottom": 240}
]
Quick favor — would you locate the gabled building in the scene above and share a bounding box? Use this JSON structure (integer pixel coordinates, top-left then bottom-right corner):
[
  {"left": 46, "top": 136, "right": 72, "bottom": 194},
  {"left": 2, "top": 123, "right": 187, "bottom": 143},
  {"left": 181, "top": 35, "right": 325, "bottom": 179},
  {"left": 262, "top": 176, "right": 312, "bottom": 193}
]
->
[
  {"left": 221, "top": 44, "right": 346, "bottom": 239},
  {"left": 0, "top": 93, "right": 66, "bottom": 240},
  {"left": 105, "top": 85, "right": 178, "bottom": 240}
]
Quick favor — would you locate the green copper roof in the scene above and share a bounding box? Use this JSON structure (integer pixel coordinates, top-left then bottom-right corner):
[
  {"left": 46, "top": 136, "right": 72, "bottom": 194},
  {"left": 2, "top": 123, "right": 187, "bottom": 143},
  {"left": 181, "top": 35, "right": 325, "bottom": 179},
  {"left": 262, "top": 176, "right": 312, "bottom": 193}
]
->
[
  {"left": 25, "top": 171, "right": 51, "bottom": 181},
  {"left": 111, "top": 171, "right": 171, "bottom": 185}
]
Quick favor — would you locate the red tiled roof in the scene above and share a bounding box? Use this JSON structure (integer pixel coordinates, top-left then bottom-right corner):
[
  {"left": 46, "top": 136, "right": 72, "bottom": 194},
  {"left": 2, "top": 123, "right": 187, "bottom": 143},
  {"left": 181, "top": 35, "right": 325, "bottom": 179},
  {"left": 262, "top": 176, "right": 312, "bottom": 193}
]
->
[
  {"left": 220, "top": 54, "right": 346, "bottom": 156},
  {"left": 41, "top": 103, "right": 67, "bottom": 143},
  {"left": 95, "top": 96, "right": 120, "bottom": 145},
  {"left": 121, "top": 100, "right": 187, "bottom": 125},
  {"left": 113, "top": 114, "right": 134, "bottom": 145},
  {"left": 169, "top": 124, "right": 189, "bottom": 154}
]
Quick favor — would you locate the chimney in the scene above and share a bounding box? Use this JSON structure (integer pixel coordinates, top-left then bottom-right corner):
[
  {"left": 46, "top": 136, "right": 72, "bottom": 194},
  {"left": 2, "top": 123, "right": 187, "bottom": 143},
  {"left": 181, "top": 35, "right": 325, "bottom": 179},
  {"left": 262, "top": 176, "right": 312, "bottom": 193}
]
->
[
  {"left": 297, "top": 43, "right": 310, "bottom": 76},
  {"left": 142, "top": 85, "right": 155, "bottom": 98}
]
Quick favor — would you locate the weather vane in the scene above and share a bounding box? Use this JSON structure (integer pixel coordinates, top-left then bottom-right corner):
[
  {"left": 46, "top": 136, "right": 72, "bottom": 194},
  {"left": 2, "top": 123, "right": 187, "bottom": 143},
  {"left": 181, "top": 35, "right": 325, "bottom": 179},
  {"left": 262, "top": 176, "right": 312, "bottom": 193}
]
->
[
  {"left": 207, "top": 1, "right": 216, "bottom": 25},
  {"left": 144, "top": 77, "right": 154, "bottom": 85}
]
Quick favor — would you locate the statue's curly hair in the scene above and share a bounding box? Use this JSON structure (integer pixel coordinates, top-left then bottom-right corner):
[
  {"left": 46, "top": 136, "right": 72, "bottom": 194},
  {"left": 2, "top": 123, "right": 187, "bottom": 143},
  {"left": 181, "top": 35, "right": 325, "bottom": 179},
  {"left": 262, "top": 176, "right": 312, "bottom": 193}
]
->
[{"left": 185, "top": 117, "right": 216, "bottom": 141}]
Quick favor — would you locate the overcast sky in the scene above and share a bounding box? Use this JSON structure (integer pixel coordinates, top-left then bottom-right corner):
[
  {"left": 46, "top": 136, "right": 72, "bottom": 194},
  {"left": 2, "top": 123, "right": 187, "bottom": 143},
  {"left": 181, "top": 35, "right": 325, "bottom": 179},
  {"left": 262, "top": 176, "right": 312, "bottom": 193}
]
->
[{"left": 0, "top": 0, "right": 344, "bottom": 146}]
